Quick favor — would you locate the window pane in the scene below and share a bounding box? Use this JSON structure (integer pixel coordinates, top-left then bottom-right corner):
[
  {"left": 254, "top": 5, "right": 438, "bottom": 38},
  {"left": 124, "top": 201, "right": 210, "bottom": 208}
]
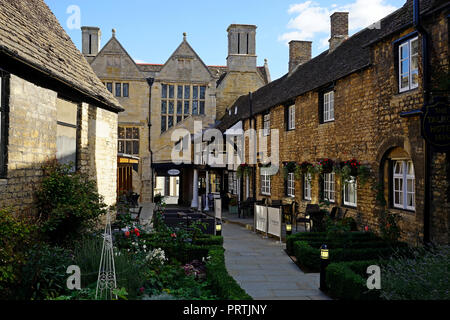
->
[
  {"left": 401, "top": 75, "right": 409, "bottom": 88},
  {"left": 161, "top": 101, "right": 167, "bottom": 114},
  {"left": 115, "top": 83, "right": 122, "bottom": 97},
  {"left": 184, "top": 101, "right": 190, "bottom": 115},
  {"left": 123, "top": 83, "right": 129, "bottom": 97},
  {"left": 411, "top": 39, "right": 418, "bottom": 55},
  {"left": 401, "top": 60, "right": 409, "bottom": 74},
  {"left": 132, "top": 127, "right": 139, "bottom": 139},
  {"left": 184, "top": 86, "right": 190, "bottom": 99},
  {"left": 168, "top": 116, "right": 173, "bottom": 128},
  {"left": 200, "top": 86, "right": 206, "bottom": 99},
  {"left": 401, "top": 43, "right": 409, "bottom": 59},
  {"left": 126, "top": 141, "right": 132, "bottom": 154},
  {"left": 161, "top": 116, "right": 166, "bottom": 133},
  {"left": 118, "top": 140, "right": 124, "bottom": 153},
  {"left": 177, "top": 85, "right": 183, "bottom": 99},
  {"left": 133, "top": 141, "right": 139, "bottom": 155},
  {"left": 126, "top": 128, "right": 133, "bottom": 139},
  {"left": 106, "top": 83, "right": 113, "bottom": 93},
  {"left": 169, "top": 101, "right": 174, "bottom": 114},
  {"left": 192, "top": 101, "right": 198, "bottom": 115},
  {"left": 200, "top": 101, "right": 205, "bottom": 115},
  {"left": 177, "top": 101, "right": 182, "bottom": 115},
  {"left": 162, "top": 84, "right": 167, "bottom": 98},
  {"left": 118, "top": 127, "right": 125, "bottom": 139},
  {"left": 177, "top": 116, "right": 182, "bottom": 123},
  {"left": 169, "top": 85, "right": 174, "bottom": 99},
  {"left": 193, "top": 86, "right": 198, "bottom": 99}
]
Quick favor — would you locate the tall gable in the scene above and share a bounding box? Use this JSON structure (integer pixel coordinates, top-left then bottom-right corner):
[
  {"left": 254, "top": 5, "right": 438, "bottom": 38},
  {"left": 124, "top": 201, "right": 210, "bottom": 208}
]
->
[
  {"left": 157, "top": 37, "right": 213, "bottom": 83},
  {"left": 90, "top": 35, "right": 144, "bottom": 80}
]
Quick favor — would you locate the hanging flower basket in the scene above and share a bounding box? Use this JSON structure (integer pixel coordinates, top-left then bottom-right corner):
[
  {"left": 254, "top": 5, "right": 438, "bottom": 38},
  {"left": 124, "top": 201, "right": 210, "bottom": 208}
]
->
[
  {"left": 298, "top": 161, "right": 311, "bottom": 174},
  {"left": 318, "top": 158, "right": 334, "bottom": 174},
  {"left": 237, "top": 163, "right": 251, "bottom": 178},
  {"left": 338, "top": 158, "right": 372, "bottom": 186},
  {"left": 283, "top": 161, "right": 297, "bottom": 179}
]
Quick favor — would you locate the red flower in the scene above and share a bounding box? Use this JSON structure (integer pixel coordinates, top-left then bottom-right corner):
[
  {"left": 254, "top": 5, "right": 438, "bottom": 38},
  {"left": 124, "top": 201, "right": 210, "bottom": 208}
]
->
[
  {"left": 139, "top": 287, "right": 145, "bottom": 294},
  {"left": 125, "top": 231, "right": 130, "bottom": 237},
  {"left": 171, "top": 233, "right": 177, "bottom": 238}
]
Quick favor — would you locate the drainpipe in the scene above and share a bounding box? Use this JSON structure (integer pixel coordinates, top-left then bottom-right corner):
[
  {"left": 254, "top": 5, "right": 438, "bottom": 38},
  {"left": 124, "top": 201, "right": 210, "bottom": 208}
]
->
[
  {"left": 249, "top": 92, "right": 257, "bottom": 200},
  {"left": 413, "top": 0, "right": 431, "bottom": 244},
  {"left": 147, "top": 78, "right": 155, "bottom": 203}
]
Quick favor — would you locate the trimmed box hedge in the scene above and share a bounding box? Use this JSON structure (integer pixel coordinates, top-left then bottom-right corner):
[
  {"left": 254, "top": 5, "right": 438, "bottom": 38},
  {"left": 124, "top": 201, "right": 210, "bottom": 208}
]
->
[
  {"left": 205, "top": 248, "right": 253, "bottom": 300},
  {"left": 326, "top": 260, "right": 383, "bottom": 300},
  {"left": 292, "top": 240, "right": 408, "bottom": 272},
  {"left": 286, "top": 232, "right": 381, "bottom": 255}
]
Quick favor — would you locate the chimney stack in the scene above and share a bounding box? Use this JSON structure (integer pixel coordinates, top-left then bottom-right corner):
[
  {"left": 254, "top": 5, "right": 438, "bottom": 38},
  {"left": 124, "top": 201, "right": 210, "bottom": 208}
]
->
[
  {"left": 329, "top": 12, "right": 349, "bottom": 52},
  {"left": 289, "top": 40, "right": 312, "bottom": 73},
  {"left": 81, "top": 26, "right": 101, "bottom": 58}
]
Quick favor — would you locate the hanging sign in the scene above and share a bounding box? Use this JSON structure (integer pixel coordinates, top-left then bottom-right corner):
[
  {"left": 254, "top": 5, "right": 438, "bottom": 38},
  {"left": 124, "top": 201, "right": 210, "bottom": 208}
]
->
[
  {"left": 168, "top": 169, "right": 180, "bottom": 176},
  {"left": 254, "top": 205, "right": 267, "bottom": 233},
  {"left": 421, "top": 98, "right": 450, "bottom": 152},
  {"left": 267, "top": 207, "right": 282, "bottom": 239}
]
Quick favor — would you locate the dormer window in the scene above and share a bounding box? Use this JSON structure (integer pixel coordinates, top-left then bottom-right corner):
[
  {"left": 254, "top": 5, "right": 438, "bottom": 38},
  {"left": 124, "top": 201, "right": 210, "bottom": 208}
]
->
[{"left": 398, "top": 37, "right": 419, "bottom": 92}]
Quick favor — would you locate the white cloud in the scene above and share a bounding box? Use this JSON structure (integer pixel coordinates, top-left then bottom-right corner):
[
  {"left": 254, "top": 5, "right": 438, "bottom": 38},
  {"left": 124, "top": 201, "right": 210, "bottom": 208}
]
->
[
  {"left": 279, "top": 0, "right": 399, "bottom": 48},
  {"left": 134, "top": 59, "right": 149, "bottom": 64}
]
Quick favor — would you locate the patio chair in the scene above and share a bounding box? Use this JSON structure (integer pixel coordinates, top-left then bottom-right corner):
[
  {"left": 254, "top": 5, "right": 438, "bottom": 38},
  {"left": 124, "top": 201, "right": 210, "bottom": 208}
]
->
[{"left": 295, "top": 204, "right": 320, "bottom": 232}]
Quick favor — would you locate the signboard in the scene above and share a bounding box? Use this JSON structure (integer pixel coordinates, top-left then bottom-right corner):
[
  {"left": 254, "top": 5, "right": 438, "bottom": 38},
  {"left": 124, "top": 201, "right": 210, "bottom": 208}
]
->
[
  {"left": 254, "top": 205, "right": 267, "bottom": 233},
  {"left": 267, "top": 207, "right": 282, "bottom": 239},
  {"left": 168, "top": 169, "right": 181, "bottom": 176},
  {"left": 214, "top": 198, "right": 222, "bottom": 220},
  {"left": 421, "top": 98, "right": 450, "bottom": 152}
]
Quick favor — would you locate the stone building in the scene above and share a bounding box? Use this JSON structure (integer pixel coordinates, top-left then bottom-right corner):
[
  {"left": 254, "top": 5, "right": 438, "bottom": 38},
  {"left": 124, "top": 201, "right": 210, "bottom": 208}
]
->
[
  {"left": 216, "top": 0, "right": 449, "bottom": 245},
  {"left": 85, "top": 25, "right": 270, "bottom": 205},
  {"left": 0, "top": 0, "right": 123, "bottom": 211}
]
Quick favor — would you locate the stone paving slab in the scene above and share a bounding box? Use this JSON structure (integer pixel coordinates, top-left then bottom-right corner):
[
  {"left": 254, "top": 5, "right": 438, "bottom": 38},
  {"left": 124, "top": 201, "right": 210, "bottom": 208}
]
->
[{"left": 222, "top": 222, "right": 331, "bottom": 300}]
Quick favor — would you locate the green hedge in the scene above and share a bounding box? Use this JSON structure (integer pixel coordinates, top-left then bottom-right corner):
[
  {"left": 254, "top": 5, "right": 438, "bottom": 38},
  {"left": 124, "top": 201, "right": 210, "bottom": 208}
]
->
[
  {"left": 326, "top": 260, "right": 383, "bottom": 300},
  {"left": 205, "top": 248, "right": 253, "bottom": 300},
  {"left": 192, "top": 235, "right": 224, "bottom": 246},
  {"left": 293, "top": 241, "right": 407, "bottom": 272},
  {"left": 286, "top": 232, "right": 380, "bottom": 255}
]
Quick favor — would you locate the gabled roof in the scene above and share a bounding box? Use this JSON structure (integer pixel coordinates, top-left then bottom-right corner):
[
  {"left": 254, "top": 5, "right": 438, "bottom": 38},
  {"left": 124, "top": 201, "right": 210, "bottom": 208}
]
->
[
  {"left": 0, "top": 0, "right": 123, "bottom": 112},
  {"left": 215, "top": 0, "right": 444, "bottom": 132}
]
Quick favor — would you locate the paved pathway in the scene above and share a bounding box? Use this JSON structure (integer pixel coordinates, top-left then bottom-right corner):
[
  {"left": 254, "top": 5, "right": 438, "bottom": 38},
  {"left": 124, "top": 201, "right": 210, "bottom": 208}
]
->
[{"left": 222, "top": 222, "right": 331, "bottom": 300}]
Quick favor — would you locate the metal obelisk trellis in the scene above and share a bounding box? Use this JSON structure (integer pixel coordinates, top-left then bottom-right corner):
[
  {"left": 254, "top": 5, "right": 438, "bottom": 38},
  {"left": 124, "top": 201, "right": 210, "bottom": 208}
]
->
[{"left": 95, "top": 210, "right": 117, "bottom": 300}]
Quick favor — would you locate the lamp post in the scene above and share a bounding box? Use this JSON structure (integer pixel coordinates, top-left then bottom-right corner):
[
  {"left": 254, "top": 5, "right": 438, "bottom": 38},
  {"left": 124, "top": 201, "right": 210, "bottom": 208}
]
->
[
  {"left": 286, "top": 223, "right": 292, "bottom": 236},
  {"left": 216, "top": 222, "right": 222, "bottom": 236},
  {"left": 320, "top": 244, "right": 329, "bottom": 291}
]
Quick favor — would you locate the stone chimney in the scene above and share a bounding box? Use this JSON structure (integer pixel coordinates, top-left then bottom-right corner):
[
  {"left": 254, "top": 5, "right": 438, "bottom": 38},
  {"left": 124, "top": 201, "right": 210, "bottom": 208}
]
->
[
  {"left": 289, "top": 40, "right": 312, "bottom": 73},
  {"left": 81, "top": 26, "right": 101, "bottom": 58},
  {"left": 329, "top": 12, "right": 348, "bottom": 52},
  {"left": 227, "top": 24, "right": 257, "bottom": 72}
]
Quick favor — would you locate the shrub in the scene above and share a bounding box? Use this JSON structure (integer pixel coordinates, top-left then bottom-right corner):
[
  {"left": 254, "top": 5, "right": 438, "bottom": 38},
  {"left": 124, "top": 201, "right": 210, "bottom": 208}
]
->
[
  {"left": 206, "top": 248, "right": 252, "bottom": 300},
  {"left": 0, "top": 208, "right": 38, "bottom": 299},
  {"left": 380, "top": 245, "right": 450, "bottom": 300},
  {"left": 35, "top": 162, "right": 107, "bottom": 245},
  {"left": 16, "top": 243, "right": 74, "bottom": 300},
  {"left": 326, "top": 260, "right": 382, "bottom": 300},
  {"left": 293, "top": 239, "right": 408, "bottom": 272},
  {"left": 72, "top": 235, "right": 144, "bottom": 300}
]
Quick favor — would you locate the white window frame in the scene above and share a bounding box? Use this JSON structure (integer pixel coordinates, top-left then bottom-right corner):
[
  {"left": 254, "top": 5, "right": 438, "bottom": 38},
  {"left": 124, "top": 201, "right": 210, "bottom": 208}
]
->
[
  {"left": 288, "top": 105, "right": 295, "bottom": 130},
  {"left": 261, "top": 171, "right": 271, "bottom": 195},
  {"left": 323, "top": 172, "right": 335, "bottom": 203},
  {"left": 287, "top": 172, "right": 295, "bottom": 197},
  {"left": 323, "top": 91, "right": 334, "bottom": 122},
  {"left": 263, "top": 113, "right": 270, "bottom": 136},
  {"left": 303, "top": 173, "right": 312, "bottom": 201},
  {"left": 343, "top": 176, "right": 357, "bottom": 207},
  {"left": 398, "top": 37, "right": 419, "bottom": 93},
  {"left": 393, "top": 160, "right": 415, "bottom": 210}
]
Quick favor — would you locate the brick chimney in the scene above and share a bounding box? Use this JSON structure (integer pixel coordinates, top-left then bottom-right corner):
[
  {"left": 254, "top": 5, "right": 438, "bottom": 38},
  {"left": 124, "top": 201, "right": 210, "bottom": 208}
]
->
[
  {"left": 289, "top": 40, "right": 312, "bottom": 73},
  {"left": 329, "top": 12, "right": 349, "bottom": 52}
]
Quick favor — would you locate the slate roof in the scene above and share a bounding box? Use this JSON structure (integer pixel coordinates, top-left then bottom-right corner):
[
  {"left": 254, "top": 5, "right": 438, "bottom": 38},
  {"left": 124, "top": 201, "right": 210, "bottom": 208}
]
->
[
  {"left": 0, "top": 0, "right": 123, "bottom": 112},
  {"left": 215, "top": 0, "right": 444, "bottom": 132}
]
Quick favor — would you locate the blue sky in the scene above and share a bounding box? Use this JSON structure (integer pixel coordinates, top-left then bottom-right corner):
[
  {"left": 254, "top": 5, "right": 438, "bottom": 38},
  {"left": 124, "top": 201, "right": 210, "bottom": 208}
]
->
[{"left": 45, "top": 0, "right": 405, "bottom": 81}]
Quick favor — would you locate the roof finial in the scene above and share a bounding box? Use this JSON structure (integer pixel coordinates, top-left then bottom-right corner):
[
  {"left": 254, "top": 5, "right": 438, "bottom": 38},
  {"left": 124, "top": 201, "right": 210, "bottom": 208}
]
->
[
  {"left": 183, "top": 32, "right": 187, "bottom": 41},
  {"left": 112, "top": 29, "right": 116, "bottom": 37},
  {"left": 264, "top": 58, "right": 268, "bottom": 64}
]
